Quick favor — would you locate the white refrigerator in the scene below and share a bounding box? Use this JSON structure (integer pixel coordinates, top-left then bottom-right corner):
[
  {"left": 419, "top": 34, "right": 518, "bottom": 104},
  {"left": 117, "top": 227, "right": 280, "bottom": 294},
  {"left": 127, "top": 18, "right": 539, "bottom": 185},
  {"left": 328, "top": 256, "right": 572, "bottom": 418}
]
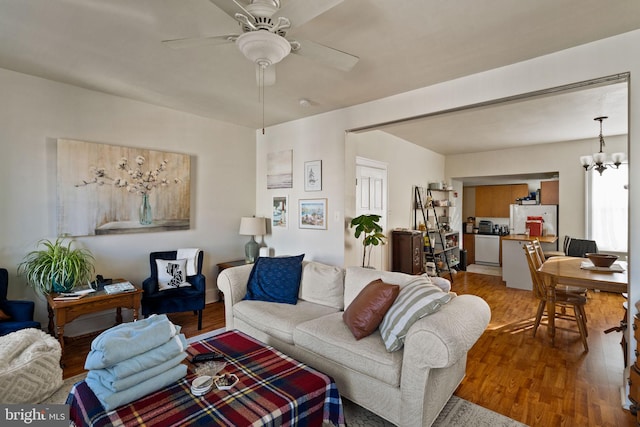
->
[{"left": 509, "top": 204, "right": 559, "bottom": 249}]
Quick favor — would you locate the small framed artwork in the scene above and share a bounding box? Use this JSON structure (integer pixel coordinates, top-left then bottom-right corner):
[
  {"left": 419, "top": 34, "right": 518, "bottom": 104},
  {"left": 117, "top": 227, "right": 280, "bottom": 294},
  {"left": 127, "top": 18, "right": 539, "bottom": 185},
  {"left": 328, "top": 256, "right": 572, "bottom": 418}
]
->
[
  {"left": 304, "top": 160, "right": 322, "bottom": 191},
  {"left": 272, "top": 195, "right": 288, "bottom": 229},
  {"left": 299, "top": 198, "right": 327, "bottom": 230}
]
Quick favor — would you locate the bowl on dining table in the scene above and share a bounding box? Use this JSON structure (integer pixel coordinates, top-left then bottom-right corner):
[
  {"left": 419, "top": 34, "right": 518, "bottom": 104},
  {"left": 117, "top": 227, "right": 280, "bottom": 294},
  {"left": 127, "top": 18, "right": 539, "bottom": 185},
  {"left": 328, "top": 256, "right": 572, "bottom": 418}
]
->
[{"left": 585, "top": 253, "right": 618, "bottom": 268}]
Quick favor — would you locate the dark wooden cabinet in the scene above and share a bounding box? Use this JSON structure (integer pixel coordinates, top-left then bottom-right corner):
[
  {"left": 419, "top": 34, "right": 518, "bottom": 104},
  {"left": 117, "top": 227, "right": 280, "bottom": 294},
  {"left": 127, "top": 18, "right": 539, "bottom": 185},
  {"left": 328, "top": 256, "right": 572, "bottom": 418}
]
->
[
  {"left": 463, "top": 233, "right": 475, "bottom": 265},
  {"left": 629, "top": 315, "right": 640, "bottom": 422},
  {"left": 392, "top": 230, "right": 424, "bottom": 275}
]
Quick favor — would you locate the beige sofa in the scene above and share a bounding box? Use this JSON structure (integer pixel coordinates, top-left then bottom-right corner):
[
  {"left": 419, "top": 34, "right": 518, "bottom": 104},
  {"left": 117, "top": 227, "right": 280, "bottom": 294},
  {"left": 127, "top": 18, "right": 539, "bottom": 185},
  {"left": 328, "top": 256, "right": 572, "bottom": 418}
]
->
[{"left": 217, "top": 261, "right": 490, "bottom": 427}]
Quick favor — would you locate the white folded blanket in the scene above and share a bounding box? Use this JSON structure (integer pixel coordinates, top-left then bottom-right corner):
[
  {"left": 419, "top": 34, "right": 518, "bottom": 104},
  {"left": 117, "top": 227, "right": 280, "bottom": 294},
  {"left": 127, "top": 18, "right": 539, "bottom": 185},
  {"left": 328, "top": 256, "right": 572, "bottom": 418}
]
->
[
  {"left": 85, "top": 314, "right": 179, "bottom": 370},
  {"left": 86, "top": 363, "right": 187, "bottom": 411},
  {"left": 86, "top": 352, "right": 187, "bottom": 393},
  {"left": 177, "top": 248, "right": 201, "bottom": 276},
  {"left": 88, "top": 334, "right": 187, "bottom": 380}
]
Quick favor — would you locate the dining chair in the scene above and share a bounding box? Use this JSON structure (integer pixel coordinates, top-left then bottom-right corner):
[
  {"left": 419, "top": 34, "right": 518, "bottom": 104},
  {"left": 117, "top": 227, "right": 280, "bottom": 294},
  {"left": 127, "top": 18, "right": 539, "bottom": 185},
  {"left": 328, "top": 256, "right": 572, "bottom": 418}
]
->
[
  {"left": 523, "top": 243, "right": 589, "bottom": 351},
  {"left": 532, "top": 239, "right": 588, "bottom": 301}
]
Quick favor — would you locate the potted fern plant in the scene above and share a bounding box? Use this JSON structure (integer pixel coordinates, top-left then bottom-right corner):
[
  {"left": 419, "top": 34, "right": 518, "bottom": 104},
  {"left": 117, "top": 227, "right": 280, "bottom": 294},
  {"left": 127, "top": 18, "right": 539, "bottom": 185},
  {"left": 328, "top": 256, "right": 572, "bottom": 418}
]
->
[
  {"left": 349, "top": 214, "right": 387, "bottom": 268},
  {"left": 18, "top": 238, "right": 95, "bottom": 294}
]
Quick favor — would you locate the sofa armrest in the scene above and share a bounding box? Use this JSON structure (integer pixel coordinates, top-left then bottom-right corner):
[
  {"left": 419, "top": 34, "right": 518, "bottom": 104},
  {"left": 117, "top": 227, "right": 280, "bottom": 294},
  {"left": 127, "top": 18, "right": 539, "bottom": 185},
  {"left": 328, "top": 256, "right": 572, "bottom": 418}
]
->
[
  {"left": 217, "top": 264, "right": 253, "bottom": 329},
  {"left": 403, "top": 294, "right": 490, "bottom": 370}
]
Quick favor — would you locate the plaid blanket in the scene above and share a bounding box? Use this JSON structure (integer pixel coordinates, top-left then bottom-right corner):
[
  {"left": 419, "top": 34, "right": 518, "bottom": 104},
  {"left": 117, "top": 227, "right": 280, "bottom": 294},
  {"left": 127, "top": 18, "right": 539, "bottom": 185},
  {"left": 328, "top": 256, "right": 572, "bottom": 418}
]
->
[{"left": 67, "top": 330, "right": 345, "bottom": 426}]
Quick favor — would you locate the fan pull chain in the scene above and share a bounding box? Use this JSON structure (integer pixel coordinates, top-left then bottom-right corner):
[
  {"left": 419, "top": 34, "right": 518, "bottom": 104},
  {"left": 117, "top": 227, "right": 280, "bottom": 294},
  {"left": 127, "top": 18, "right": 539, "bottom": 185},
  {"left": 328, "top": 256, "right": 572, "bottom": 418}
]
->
[{"left": 258, "top": 64, "right": 265, "bottom": 134}]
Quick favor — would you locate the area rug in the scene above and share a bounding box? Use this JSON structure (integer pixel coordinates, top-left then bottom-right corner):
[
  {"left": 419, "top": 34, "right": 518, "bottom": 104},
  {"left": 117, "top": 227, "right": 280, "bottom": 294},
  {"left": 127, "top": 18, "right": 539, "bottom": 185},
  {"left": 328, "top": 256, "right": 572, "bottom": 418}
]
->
[
  {"left": 45, "top": 375, "right": 527, "bottom": 426},
  {"left": 466, "top": 264, "right": 503, "bottom": 277}
]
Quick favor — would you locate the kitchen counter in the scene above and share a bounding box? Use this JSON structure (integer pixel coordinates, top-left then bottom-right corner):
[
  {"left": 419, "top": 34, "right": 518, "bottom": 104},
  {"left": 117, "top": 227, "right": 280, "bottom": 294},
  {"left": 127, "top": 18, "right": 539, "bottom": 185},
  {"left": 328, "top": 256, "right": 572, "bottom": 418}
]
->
[
  {"left": 501, "top": 234, "right": 558, "bottom": 244},
  {"left": 501, "top": 234, "right": 558, "bottom": 290}
]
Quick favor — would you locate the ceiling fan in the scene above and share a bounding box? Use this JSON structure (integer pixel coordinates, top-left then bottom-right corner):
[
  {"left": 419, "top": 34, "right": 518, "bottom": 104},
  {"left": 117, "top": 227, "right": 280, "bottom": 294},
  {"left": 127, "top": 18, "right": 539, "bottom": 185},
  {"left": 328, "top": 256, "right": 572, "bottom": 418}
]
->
[{"left": 163, "top": 0, "right": 359, "bottom": 86}]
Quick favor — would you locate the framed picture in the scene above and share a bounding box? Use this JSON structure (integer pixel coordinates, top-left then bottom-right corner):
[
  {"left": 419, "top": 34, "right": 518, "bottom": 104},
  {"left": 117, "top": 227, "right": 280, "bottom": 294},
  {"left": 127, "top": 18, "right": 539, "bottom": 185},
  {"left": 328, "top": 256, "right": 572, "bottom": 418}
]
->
[
  {"left": 272, "top": 195, "right": 288, "bottom": 228},
  {"left": 304, "top": 160, "right": 322, "bottom": 191},
  {"left": 299, "top": 198, "right": 327, "bottom": 229},
  {"left": 267, "top": 149, "right": 293, "bottom": 189},
  {"left": 57, "top": 139, "right": 190, "bottom": 236}
]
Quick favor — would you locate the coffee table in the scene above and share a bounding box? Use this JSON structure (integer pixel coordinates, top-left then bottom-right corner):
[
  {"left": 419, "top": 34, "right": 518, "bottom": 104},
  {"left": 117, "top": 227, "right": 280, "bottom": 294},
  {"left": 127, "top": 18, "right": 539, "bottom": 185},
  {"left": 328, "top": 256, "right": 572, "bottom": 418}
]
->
[{"left": 66, "top": 330, "right": 345, "bottom": 426}]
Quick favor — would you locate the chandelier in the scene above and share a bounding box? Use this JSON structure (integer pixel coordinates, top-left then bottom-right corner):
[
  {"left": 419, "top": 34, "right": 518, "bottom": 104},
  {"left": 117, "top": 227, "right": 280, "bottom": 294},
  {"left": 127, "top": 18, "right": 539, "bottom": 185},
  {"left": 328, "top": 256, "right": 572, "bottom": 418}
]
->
[{"left": 579, "top": 116, "right": 625, "bottom": 175}]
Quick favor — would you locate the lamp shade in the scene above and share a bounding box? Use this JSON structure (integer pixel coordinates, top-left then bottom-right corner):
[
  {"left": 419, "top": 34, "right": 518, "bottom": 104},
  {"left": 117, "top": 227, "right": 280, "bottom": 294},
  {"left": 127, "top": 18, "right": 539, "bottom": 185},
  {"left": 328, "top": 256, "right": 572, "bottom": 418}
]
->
[{"left": 239, "top": 217, "right": 266, "bottom": 236}]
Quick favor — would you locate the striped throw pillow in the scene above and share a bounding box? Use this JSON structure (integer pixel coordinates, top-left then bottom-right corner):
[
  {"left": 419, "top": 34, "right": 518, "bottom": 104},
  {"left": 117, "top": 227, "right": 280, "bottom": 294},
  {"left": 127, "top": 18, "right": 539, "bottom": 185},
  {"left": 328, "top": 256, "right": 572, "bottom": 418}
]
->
[{"left": 379, "top": 276, "right": 454, "bottom": 352}]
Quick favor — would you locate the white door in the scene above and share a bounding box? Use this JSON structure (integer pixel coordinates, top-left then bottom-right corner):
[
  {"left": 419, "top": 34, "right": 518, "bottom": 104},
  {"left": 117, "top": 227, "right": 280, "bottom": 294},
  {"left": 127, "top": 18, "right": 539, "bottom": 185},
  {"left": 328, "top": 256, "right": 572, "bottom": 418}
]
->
[{"left": 355, "top": 158, "right": 388, "bottom": 270}]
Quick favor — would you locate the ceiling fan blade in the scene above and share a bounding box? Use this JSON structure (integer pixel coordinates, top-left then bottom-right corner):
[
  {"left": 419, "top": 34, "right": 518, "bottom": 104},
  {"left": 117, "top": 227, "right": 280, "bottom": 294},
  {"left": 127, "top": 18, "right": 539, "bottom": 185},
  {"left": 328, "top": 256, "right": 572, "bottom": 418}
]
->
[
  {"left": 291, "top": 39, "right": 358, "bottom": 72},
  {"left": 256, "top": 64, "right": 277, "bottom": 86},
  {"left": 208, "top": 0, "right": 255, "bottom": 21},
  {"left": 273, "top": 0, "right": 343, "bottom": 27},
  {"left": 162, "top": 35, "right": 236, "bottom": 49}
]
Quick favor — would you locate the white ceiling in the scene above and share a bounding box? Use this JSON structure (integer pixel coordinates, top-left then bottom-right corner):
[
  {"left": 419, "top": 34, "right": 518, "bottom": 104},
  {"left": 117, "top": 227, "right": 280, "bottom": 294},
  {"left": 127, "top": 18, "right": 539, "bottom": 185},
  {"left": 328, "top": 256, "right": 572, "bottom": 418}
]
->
[{"left": 0, "top": 0, "right": 638, "bottom": 154}]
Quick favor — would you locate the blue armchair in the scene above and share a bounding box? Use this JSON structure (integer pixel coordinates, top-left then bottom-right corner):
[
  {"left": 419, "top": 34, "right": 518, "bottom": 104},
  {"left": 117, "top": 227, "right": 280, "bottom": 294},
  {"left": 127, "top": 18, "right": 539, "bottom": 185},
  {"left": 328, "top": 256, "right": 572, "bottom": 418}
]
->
[
  {"left": 0, "top": 268, "right": 41, "bottom": 336},
  {"left": 141, "top": 251, "right": 206, "bottom": 330}
]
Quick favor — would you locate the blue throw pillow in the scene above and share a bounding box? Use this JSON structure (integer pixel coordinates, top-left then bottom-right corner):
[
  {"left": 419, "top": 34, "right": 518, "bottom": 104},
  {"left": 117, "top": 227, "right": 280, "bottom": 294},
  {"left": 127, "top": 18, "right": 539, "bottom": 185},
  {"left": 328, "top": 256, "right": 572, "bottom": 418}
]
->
[{"left": 243, "top": 255, "right": 305, "bottom": 304}]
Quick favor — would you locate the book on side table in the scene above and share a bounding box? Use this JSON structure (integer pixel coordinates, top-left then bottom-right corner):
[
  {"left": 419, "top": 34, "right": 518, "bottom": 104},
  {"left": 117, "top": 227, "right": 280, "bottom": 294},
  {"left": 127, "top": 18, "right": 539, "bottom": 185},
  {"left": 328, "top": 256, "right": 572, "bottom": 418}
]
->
[{"left": 103, "top": 281, "right": 136, "bottom": 294}]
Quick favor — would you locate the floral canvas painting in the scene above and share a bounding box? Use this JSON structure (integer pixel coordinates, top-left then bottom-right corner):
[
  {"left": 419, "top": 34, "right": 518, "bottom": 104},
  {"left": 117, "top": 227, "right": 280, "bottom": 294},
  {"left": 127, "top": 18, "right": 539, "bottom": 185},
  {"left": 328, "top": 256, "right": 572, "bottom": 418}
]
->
[{"left": 57, "top": 139, "right": 190, "bottom": 236}]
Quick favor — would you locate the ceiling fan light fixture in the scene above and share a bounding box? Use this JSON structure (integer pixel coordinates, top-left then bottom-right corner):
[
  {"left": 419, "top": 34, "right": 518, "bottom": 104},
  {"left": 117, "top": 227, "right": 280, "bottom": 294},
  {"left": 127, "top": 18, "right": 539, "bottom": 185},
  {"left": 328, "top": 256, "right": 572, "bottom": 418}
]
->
[{"left": 236, "top": 31, "right": 291, "bottom": 67}]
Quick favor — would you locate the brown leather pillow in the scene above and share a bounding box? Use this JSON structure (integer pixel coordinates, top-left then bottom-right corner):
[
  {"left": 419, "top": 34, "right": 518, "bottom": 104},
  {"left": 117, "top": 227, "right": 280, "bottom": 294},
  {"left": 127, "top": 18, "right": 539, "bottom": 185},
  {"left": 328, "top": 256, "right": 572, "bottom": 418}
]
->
[
  {"left": 0, "top": 308, "right": 11, "bottom": 321},
  {"left": 343, "top": 279, "right": 400, "bottom": 340}
]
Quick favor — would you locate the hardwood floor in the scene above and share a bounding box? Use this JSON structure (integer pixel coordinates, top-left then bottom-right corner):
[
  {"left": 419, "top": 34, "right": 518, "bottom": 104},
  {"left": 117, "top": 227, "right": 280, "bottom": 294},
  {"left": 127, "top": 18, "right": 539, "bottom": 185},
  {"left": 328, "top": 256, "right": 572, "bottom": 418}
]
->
[{"left": 61, "top": 272, "right": 634, "bottom": 426}]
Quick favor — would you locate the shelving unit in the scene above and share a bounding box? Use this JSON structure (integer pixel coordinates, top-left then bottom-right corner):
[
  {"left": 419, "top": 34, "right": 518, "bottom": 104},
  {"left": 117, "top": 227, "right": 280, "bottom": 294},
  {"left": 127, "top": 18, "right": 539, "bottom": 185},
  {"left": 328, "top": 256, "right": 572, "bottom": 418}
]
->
[{"left": 413, "top": 186, "right": 459, "bottom": 281}]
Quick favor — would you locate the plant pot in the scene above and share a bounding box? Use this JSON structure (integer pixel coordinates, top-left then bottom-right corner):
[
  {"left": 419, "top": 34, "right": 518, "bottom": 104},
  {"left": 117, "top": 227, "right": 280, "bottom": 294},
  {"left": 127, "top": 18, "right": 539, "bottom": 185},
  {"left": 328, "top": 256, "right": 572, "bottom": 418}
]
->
[{"left": 52, "top": 278, "right": 75, "bottom": 293}]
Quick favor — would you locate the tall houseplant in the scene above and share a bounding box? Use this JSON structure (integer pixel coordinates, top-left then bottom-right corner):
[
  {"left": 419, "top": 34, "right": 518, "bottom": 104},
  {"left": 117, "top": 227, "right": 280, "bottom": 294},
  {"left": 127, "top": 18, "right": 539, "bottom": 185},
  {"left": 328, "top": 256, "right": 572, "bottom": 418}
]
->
[
  {"left": 349, "top": 214, "right": 387, "bottom": 268},
  {"left": 18, "top": 238, "right": 95, "bottom": 294}
]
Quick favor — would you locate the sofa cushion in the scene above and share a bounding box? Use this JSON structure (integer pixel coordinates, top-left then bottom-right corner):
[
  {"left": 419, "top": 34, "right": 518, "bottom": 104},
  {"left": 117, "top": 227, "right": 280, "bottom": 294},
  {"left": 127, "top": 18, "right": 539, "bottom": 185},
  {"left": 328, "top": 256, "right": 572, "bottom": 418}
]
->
[
  {"left": 294, "top": 312, "right": 403, "bottom": 387},
  {"left": 379, "top": 276, "right": 454, "bottom": 352},
  {"left": 299, "top": 261, "right": 345, "bottom": 310},
  {"left": 343, "top": 279, "right": 399, "bottom": 340},
  {"left": 244, "top": 254, "right": 305, "bottom": 304},
  {"left": 344, "top": 267, "right": 423, "bottom": 309},
  {"left": 234, "top": 299, "right": 338, "bottom": 344}
]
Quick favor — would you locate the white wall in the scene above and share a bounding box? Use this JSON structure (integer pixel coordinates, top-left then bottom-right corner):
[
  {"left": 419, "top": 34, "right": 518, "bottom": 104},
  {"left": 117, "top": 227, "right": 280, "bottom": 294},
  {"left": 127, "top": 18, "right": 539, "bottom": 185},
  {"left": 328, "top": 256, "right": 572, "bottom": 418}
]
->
[
  {"left": 345, "top": 130, "right": 445, "bottom": 269},
  {"left": 259, "top": 30, "right": 640, "bottom": 365},
  {"left": 447, "top": 135, "right": 628, "bottom": 240},
  {"left": 0, "top": 68, "right": 256, "bottom": 333}
]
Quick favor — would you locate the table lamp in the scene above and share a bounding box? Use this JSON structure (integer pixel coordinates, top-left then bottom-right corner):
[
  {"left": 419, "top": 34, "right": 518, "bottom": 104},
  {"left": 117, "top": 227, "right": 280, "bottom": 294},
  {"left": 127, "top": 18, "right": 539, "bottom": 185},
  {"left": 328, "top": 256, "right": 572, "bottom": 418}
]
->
[{"left": 239, "top": 217, "right": 266, "bottom": 263}]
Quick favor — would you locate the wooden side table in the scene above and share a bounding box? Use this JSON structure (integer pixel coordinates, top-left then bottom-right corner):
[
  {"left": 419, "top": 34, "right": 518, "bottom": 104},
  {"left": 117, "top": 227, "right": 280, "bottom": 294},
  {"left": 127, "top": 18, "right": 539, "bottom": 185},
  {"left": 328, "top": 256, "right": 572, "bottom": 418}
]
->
[
  {"left": 217, "top": 260, "right": 247, "bottom": 271},
  {"left": 216, "top": 260, "right": 247, "bottom": 300},
  {"left": 46, "top": 286, "right": 143, "bottom": 365}
]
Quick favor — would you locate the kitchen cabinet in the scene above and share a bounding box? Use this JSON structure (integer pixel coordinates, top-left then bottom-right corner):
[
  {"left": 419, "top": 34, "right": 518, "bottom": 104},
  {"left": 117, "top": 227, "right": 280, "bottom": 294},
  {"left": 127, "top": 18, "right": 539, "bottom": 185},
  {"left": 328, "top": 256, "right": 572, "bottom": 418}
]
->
[
  {"left": 475, "top": 184, "right": 528, "bottom": 217},
  {"left": 463, "top": 233, "right": 475, "bottom": 265},
  {"left": 540, "top": 180, "right": 559, "bottom": 204},
  {"left": 391, "top": 230, "right": 424, "bottom": 275}
]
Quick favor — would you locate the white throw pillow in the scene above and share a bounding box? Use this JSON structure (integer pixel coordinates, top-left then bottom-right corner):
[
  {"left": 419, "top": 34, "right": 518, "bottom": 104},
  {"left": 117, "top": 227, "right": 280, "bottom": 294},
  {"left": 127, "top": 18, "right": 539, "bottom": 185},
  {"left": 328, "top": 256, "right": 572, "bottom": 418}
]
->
[
  {"left": 298, "top": 261, "right": 345, "bottom": 310},
  {"left": 379, "top": 276, "right": 454, "bottom": 352},
  {"left": 156, "top": 259, "right": 191, "bottom": 291}
]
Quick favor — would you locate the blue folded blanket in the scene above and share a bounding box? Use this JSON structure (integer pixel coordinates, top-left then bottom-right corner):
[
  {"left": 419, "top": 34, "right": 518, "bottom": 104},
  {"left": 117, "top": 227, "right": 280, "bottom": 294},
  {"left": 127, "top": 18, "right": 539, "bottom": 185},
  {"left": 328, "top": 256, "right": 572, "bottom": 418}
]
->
[
  {"left": 87, "top": 352, "right": 187, "bottom": 392},
  {"left": 85, "top": 314, "right": 179, "bottom": 370},
  {"left": 86, "top": 333, "right": 187, "bottom": 377},
  {"left": 86, "top": 363, "right": 187, "bottom": 411}
]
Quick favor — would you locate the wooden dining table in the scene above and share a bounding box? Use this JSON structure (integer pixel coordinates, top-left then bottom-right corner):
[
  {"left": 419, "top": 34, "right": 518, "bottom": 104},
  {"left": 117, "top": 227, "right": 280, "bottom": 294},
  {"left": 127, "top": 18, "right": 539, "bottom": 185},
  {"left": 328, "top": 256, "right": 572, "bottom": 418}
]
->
[{"left": 538, "top": 256, "right": 628, "bottom": 344}]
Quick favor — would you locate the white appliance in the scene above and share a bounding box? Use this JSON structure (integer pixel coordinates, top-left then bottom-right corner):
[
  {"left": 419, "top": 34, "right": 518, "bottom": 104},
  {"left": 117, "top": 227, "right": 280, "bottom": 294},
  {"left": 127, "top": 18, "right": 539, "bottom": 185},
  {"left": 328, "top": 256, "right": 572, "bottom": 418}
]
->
[
  {"left": 509, "top": 204, "right": 558, "bottom": 236},
  {"left": 475, "top": 234, "right": 500, "bottom": 266}
]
